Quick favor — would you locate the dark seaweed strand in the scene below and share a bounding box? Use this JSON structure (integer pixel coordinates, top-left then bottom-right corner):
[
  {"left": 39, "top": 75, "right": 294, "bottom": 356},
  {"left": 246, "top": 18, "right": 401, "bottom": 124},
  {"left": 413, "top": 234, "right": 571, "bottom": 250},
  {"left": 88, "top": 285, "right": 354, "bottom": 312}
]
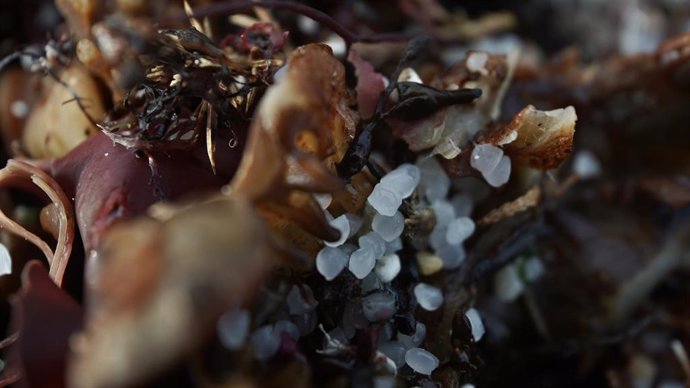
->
[
  {"left": 335, "top": 38, "right": 431, "bottom": 179},
  {"left": 156, "top": 0, "right": 411, "bottom": 48}
]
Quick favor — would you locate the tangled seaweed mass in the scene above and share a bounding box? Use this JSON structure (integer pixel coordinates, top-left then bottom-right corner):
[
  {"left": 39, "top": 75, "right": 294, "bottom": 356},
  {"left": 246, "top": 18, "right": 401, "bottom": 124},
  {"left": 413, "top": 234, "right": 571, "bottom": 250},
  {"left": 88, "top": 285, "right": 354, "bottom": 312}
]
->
[{"left": 0, "top": 0, "right": 689, "bottom": 387}]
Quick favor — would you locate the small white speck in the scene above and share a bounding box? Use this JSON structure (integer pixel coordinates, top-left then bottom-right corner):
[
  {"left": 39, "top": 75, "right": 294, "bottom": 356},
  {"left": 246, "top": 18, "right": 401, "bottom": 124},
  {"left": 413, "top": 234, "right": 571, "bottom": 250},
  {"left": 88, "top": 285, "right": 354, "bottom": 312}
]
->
[
  {"left": 0, "top": 243, "right": 11, "bottom": 276},
  {"left": 573, "top": 150, "right": 601, "bottom": 179},
  {"left": 10, "top": 100, "right": 29, "bottom": 118},
  {"left": 297, "top": 15, "right": 319, "bottom": 34}
]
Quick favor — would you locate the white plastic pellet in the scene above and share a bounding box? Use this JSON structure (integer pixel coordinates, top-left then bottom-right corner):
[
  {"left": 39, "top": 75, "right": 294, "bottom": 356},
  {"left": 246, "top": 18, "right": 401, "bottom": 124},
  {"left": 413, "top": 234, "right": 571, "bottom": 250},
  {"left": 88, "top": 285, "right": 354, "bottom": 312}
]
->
[
  {"left": 445, "top": 217, "right": 475, "bottom": 245},
  {"left": 414, "top": 283, "right": 444, "bottom": 311},
  {"left": 250, "top": 325, "right": 280, "bottom": 360},
  {"left": 372, "top": 211, "right": 405, "bottom": 242},
  {"left": 431, "top": 200, "right": 456, "bottom": 228},
  {"left": 362, "top": 292, "right": 397, "bottom": 322},
  {"left": 217, "top": 309, "right": 251, "bottom": 350},
  {"left": 316, "top": 246, "right": 349, "bottom": 281},
  {"left": 367, "top": 184, "right": 402, "bottom": 216},
  {"left": 273, "top": 320, "right": 301, "bottom": 341},
  {"left": 379, "top": 341, "right": 407, "bottom": 368},
  {"left": 493, "top": 264, "right": 524, "bottom": 302},
  {"left": 359, "top": 232, "right": 387, "bottom": 259},
  {"left": 287, "top": 285, "right": 317, "bottom": 315},
  {"left": 380, "top": 163, "right": 421, "bottom": 199},
  {"left": 0, "top": 243, "right": 11, "bottom": 276},
  {"left": 375, "top": 254, "right": 401, "bottom": 283},
  {"left": 385, "top": 237, "right": 403, "bottom": 255},
  {"left": 436, "top": 243, "right": 466, "bottom": 269},
  {"left": 573, "top": 150, "right": 601, "bottom": 179},
  {"left": 417, "top": 157, "right": 450, "bottom": 201},
  {"left": 316, "top": 247, "right": 349, "bottom": 281},
  {"left": 405, "top": 347, "right": 439, "bottom": 375},
  {"left": 470, "top": 144, "right": 503, "bottom": 175},
  {"left": 484, "top": 155, "right": 511, "bottom": 187},
  {"left": 349, "top": 247, "right": 377, "bottom": 279},
  {"left": 399, "top": 322, "right": 426, "bottom": 349},
  {"left": 465, "top": 308, "right": 485, "bottom": 342},
  {"left": 325, "top": 213, "right": 362, "bottom": 247}
]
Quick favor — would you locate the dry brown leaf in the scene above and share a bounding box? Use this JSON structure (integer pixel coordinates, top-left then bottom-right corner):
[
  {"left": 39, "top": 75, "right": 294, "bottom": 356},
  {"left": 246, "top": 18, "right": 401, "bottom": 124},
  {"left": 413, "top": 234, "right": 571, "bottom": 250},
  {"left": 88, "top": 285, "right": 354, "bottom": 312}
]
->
[
  {"left": 229, "top": 43, "right": 356, "bottom": 242},
  {"left": 502, "top": 105, "right": 577, "bottom": 170},
  {"left": 68, "top": 196, "right": 272, "bottom": 388}
]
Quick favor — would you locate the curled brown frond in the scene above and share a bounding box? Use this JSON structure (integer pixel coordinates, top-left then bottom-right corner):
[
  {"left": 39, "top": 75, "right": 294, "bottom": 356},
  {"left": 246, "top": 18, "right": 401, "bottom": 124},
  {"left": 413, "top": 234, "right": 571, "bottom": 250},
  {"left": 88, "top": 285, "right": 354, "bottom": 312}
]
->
[{"left": 0, "top": 160, "right": 75, "bottom": 286}]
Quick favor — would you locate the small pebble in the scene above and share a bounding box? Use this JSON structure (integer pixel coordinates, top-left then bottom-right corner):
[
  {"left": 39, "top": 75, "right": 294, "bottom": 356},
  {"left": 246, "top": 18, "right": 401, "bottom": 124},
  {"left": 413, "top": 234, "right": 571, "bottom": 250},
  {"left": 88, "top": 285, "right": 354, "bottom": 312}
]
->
[{"left": 416, "top": 251, "right": 444, "bottom": 276}]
